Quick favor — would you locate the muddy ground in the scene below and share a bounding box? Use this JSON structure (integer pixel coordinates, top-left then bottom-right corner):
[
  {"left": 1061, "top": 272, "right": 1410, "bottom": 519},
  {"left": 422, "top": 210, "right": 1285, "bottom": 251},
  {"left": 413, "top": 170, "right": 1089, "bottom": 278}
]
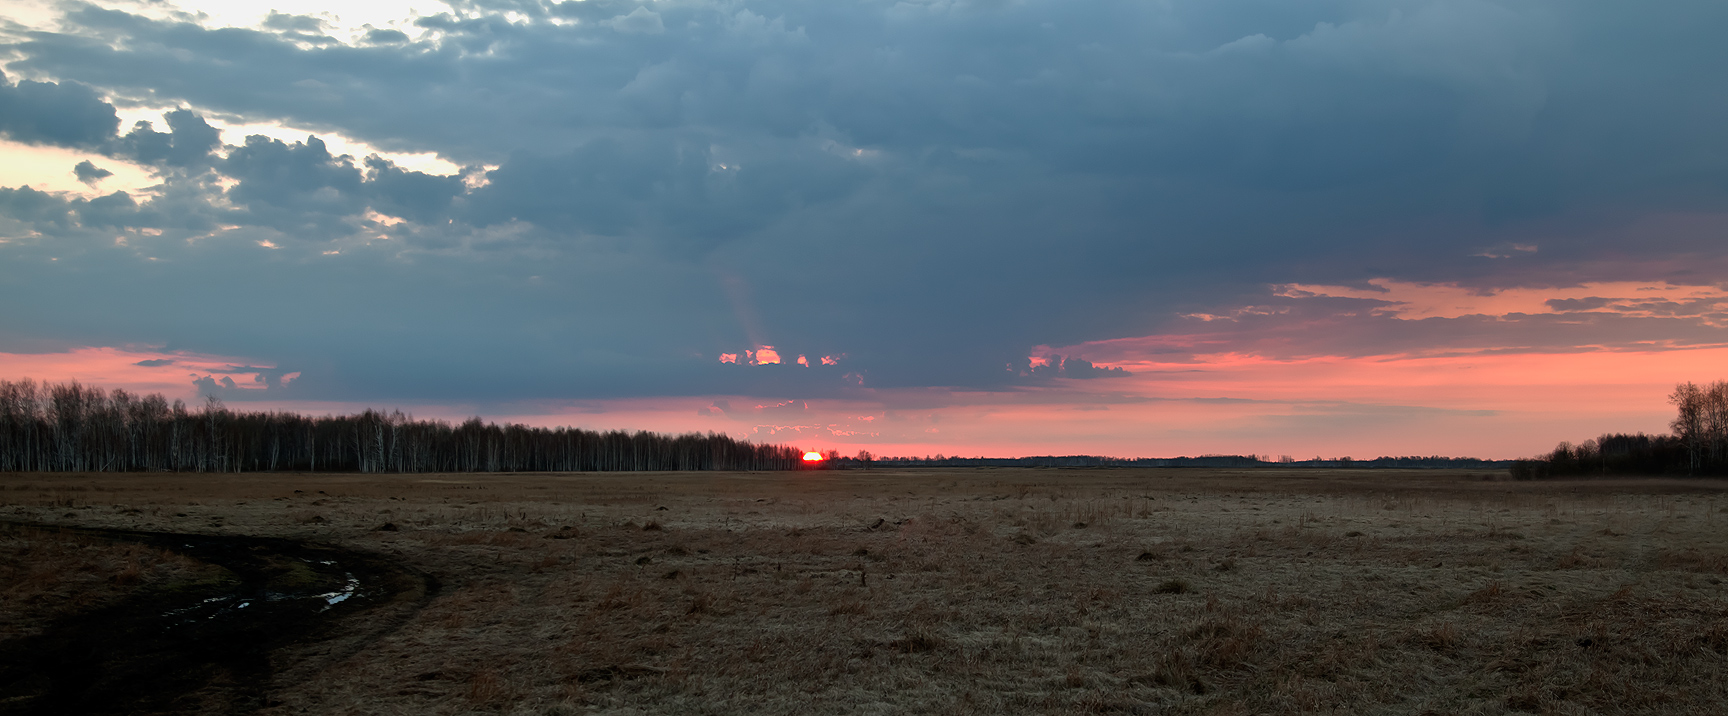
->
[{"left": 0, "top": 523, "right": 435, "bottom": 715}]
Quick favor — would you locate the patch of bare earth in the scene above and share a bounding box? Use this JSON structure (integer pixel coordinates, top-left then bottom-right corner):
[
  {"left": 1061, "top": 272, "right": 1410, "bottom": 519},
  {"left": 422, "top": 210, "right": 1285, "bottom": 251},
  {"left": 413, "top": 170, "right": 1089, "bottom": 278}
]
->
[{"left": 4, "top": 468, "right": 1728, "bottom": 714}]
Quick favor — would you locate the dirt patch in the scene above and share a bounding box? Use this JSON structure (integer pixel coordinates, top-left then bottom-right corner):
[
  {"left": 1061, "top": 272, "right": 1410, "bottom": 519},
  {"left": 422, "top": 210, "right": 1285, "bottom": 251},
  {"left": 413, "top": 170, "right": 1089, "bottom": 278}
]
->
[{"left": 0, "top": 522, "right": 436, "bottom": 715}]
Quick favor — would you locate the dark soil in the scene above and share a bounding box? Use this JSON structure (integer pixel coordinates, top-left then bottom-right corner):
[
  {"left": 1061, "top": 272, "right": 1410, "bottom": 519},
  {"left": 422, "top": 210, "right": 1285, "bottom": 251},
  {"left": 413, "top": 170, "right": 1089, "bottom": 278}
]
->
[{"left": 0, "top": 523, "right": 437, "bottom": 715}]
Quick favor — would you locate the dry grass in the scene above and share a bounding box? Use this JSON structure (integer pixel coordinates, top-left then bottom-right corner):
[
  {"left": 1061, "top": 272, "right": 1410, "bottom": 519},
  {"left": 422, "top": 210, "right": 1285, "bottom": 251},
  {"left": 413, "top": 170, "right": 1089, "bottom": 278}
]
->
[
  {"left": 0, "top": 522, "right": 218, "bottom": 641},
  {"left": 4, "top": 468, "right": 1728, "bottom": 714}
]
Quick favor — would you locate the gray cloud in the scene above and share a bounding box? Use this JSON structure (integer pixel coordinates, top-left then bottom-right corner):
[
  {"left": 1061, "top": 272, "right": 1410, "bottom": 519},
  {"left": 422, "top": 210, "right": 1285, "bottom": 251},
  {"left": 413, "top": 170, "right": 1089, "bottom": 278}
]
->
[
  {"left": 73, "top": 160, "right": 112, "bottom": 185},
  {"left": 364, "top": 28, "right": 409, "bottom": 44},
  {"left": 261, "top": 11, "right": 328, "bottom": 34},
  {"left": 362, "top": 156, "right": 464, "bottom": 224},
  {"left": 461, "top": 137, "right": 868, "bottom": 245},
  {"left": 115, "top": 109, "right": 222, "bottom": 168},
  {"left": 1016, "top": 355, "right": 1131, "bottom": 381},
  {"left": 221, "top": 134, "right": 366, "bottom": 236},
  {"left": 605, "top": 7, "right": 664, "bottom": 35},
  {"left": 0, "top": 186, "right": 77, "bottom": 228},
  {"left": 0, "top": 71, "right": 119, "bottom": 147}
]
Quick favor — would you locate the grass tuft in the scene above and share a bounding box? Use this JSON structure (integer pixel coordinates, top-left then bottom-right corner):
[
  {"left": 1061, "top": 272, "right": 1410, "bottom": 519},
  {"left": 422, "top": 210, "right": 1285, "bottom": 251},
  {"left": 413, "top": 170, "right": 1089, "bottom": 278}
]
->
[{"left": 1155, "top": 579, "right": 1193, "bottom": 595}]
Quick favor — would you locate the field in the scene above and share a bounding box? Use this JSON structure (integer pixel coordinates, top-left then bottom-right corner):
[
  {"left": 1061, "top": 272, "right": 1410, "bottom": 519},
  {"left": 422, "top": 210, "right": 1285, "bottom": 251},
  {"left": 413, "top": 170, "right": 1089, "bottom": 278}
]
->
[{"left": 4, "top": 468, "right": 1728, "bottom": 715}]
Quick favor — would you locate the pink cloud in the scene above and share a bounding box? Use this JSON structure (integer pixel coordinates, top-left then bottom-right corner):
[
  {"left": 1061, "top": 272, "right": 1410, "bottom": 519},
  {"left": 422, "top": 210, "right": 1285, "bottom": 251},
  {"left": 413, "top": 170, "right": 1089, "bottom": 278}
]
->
[
  {"left": 718, "top": 348, "right": 842, "bottom": 368},
  {"left": 1042, "top": 279, "right": 1728, "bottom": 366},
  {"left": 0, "top": 346, "right": 285, "bottom": 399}
]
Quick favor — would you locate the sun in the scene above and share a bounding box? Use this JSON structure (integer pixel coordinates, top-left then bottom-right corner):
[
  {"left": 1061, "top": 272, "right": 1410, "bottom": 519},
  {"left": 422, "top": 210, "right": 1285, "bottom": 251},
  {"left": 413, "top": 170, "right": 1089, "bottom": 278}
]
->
[{"left": 802, "top": 451, "right": 823, "bottom": 462}]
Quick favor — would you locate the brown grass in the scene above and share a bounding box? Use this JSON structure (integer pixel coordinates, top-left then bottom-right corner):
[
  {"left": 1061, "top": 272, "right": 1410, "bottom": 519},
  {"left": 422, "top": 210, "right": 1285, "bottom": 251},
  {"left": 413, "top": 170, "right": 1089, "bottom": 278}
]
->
[
  {"left": 3, "top": 467, "right": 1728, "bottom": 714},
  {"left": 0, "top": 522, "right": 218, "bottom": 640}
]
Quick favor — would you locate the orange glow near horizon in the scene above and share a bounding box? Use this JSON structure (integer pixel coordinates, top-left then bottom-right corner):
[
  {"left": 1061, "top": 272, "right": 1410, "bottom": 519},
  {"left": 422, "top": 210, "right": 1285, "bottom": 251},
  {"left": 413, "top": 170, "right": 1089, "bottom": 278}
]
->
[
  {"left": 1062, "top": 345, "right": 1728, "bottom": 415},
  {"left": 644, "top": 345, "right": 1721, "bottom": 460},
  {"left": 5, "top": 335, "right": 1724, "bottom": 461},
  {"left": 802, "top": 451, "right": 823, "bottom": 462}
]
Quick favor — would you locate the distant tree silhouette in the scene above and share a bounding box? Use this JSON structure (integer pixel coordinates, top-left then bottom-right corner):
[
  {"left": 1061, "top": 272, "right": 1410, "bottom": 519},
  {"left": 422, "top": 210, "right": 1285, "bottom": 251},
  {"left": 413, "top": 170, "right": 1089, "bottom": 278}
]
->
[
  {"left": 1512, "top": 380, "right": 1728, "bottom": 478},
  {"left": 0, "top": 379, "right": 802, "bottom": 473},
  {"left": 1671, "top": 380, "right": 1728, "bottom": 474},
  {"left": 824, "top": 454, "right": 1507, "bottom": 469}
]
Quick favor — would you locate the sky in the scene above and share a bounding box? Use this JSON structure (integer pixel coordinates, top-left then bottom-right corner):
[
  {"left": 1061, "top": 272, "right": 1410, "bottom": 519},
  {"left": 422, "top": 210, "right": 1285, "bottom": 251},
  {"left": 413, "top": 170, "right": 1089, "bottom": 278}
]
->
[{"left": 1, "top": 0, "right": 1726, "bottom": 460}]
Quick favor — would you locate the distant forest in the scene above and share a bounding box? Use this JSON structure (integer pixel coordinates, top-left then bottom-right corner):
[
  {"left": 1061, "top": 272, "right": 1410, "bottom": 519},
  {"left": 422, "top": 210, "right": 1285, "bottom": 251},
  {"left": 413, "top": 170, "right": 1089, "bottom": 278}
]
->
[
  {"left": 828, "top": 454, "right": 1510, "bottom": 470},
  {"left": 0, "top": 380, "right": 803, "bottom": 473},
  {"left": 1513, "top": 381, "right": 1728, "bottom": 478},
  {"left": 0, "top": 378, "right": 1523, "bottom": 475}
]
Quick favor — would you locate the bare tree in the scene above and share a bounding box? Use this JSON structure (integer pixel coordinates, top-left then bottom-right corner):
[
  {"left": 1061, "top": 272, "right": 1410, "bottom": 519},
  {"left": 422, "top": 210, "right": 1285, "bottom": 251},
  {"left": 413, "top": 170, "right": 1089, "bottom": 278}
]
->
[{"left": 1671, "top": 382, "right": 1706, "bottom": 475}]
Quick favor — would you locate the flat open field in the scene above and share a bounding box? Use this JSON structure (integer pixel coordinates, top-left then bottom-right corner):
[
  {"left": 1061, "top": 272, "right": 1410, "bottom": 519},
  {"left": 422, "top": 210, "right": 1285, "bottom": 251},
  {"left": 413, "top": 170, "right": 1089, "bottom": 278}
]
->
[{"left": 5, "top": 468, "right": 1728, "bottom": 715}]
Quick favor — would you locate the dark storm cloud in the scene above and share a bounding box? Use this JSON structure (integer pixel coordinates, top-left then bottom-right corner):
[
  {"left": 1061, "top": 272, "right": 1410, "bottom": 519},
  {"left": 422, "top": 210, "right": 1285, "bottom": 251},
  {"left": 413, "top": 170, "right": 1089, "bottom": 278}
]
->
[{"left": 1, "top": 0, "right": 1727, "bottom": 405}]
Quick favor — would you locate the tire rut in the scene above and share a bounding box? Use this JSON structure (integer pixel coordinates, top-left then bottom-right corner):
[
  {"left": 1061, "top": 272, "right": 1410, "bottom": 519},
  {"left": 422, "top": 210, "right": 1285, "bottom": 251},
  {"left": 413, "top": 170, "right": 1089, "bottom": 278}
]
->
[{"left": 0, "top": 522, "right": 438, "bottom": 715}]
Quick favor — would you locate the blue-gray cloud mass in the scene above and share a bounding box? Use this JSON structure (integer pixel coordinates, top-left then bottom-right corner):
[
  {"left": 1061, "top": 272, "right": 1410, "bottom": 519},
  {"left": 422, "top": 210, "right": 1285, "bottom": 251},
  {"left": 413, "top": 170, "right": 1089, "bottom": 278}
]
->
[
  {"left": 1, "top": 0, "right": 1726, "bottom": 406},
  {"left": 0, "top": 69, "right": 118, "bottom": 147}
]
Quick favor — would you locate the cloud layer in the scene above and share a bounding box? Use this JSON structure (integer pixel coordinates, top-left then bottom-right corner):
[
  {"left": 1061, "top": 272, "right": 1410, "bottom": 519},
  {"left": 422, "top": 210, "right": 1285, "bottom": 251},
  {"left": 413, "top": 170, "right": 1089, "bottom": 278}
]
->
[{"left": 2, "top": 0, "right": 1726, "bottom": 454}]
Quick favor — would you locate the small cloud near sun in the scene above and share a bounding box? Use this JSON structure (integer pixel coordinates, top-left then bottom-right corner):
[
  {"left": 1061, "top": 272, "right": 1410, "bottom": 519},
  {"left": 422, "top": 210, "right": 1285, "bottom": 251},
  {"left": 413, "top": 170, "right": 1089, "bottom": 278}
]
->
[
  {"left": 752, "top": 347, "right": 782, "bottom": 365},
  {"left": 717, "top": 348, "right": 843, "bottom": 367}
]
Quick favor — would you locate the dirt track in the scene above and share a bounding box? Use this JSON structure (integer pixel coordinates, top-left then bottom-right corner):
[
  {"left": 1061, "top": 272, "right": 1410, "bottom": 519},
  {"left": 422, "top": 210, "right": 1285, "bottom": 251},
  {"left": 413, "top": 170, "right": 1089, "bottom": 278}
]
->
[{"left": 0, "top": 523, "right": 438, "bottom": 715}]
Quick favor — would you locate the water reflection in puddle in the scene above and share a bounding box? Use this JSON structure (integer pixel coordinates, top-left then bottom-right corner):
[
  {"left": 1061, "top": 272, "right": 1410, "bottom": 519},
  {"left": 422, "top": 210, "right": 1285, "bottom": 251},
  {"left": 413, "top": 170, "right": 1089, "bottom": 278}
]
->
[
  {"left": 160, "top": 565, "right": 362, "bottom": 621},
  {"left": 315, "top": 573, "right": 361, "bottom": 610}
]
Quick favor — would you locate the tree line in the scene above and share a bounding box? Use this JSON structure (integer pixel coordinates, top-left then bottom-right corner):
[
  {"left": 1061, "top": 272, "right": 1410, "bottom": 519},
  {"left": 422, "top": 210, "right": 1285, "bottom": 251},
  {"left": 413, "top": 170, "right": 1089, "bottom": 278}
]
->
[
  {"left": 1513, "top": 380, "right": 1728, "bottom": 478},
  {"left": 824, "top": 453, "right": 1509, "bottom": 469},
  {"left": 0, "top": 380, "right": 804, "bottom": 473}
]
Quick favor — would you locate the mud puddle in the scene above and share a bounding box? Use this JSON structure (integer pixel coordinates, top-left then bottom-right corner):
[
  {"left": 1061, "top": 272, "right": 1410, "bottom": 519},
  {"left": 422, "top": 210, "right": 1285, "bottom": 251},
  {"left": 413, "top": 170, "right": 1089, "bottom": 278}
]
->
[{"left": 0, "top": 523, "right": 436, "bottom": 715}]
